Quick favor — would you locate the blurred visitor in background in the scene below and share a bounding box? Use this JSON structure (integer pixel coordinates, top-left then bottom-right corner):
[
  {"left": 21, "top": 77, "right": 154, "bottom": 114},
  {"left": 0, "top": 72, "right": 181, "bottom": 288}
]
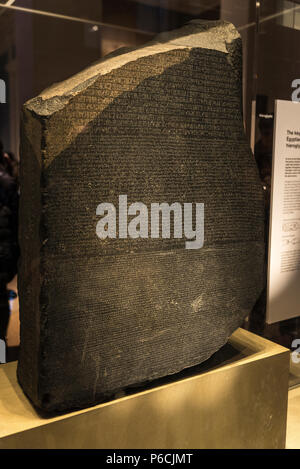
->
[
  {"left": 5, "top": 151, "right": 19, "bottom": 186},
  {"left": 1, "top": 148, "right": 19, "bottom": 187},
  {"left": 248, "top": 114, "right": 274, "bottom": 336},
  {"left": 254, "top": 114, "right": 274, "bottom": 196},
  {"left": 0, "top": 140, "right": 19, "bottom": 343},
  {"left": 254, "top": 113, "right": 274, "bottom": 240}
]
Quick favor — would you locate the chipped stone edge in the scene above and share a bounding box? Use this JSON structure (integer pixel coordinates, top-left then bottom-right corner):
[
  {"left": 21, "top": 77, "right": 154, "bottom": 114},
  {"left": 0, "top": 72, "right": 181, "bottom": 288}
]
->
[{"left": 25, "top": 20, "right": 240, "bottom": 118}]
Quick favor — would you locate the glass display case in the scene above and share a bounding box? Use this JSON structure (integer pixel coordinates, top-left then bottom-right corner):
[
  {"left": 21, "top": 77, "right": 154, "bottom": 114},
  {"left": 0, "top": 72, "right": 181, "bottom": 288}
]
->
[{"left": 0, "top": 0, "right": 300, "bottom": 370}]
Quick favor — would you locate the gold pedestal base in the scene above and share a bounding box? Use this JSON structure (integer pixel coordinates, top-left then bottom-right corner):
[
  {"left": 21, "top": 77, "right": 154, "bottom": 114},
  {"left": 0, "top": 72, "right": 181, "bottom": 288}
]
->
[{"left": 0, "top": 328, "right": 289, "bottom": 449}]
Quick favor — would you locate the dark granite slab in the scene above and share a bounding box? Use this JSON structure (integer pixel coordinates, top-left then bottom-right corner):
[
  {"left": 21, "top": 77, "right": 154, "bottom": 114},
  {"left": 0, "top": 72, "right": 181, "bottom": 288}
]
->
[{"left": 17, "top": 20, "right": 265, "bottom": 412}]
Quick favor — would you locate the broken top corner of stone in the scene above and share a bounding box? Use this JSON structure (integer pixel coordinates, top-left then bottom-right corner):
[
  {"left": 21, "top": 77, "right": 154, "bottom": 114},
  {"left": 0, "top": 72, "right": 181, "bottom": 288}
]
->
[
  {"left": 153, "top": 19, "right": 240, "bottom": 49},
  {"left": 24, "top": 19, "right": 240, "bottom": 118}
]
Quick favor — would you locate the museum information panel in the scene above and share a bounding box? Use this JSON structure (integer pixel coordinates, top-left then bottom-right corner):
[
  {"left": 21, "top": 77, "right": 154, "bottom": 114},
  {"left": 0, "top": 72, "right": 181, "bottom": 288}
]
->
[{"left": 267, "top": 99, "right": 300, "bottom": 323}]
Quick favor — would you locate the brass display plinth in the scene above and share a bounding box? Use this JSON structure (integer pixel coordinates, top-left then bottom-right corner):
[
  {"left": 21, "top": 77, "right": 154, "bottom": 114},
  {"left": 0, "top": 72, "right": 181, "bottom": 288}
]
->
[{"left": 0, "top": 328, "right": 289, "bottom": 449}]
